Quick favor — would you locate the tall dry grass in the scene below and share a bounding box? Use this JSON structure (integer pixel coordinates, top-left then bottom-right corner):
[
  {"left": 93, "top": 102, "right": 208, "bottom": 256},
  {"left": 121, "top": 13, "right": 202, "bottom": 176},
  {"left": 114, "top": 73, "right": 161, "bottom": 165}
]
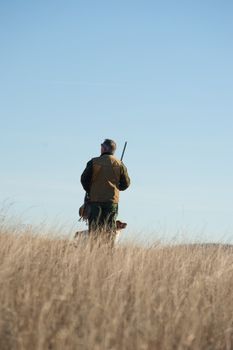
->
[{"left": 0, "top": 223, "right": 233, "bottom": 350}]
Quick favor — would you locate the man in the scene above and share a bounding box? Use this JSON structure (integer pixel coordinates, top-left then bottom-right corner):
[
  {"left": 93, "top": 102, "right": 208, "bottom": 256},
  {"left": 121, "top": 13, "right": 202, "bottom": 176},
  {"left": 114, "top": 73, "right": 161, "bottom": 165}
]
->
[{"left": 80, "top": 139, "right": 130, "bottom": 243}]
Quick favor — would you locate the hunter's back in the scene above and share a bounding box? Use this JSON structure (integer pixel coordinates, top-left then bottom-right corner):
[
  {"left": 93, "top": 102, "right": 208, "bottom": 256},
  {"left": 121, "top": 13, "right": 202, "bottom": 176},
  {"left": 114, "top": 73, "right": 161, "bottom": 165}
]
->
[{"left": 90, "top": 154, "right": 122, "bottom": 203}]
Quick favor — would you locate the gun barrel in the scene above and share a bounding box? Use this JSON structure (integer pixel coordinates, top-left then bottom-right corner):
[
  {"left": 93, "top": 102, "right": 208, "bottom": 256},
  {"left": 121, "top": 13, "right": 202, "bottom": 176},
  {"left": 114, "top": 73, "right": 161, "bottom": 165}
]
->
[{"left": 120, "top": 141, "right": 127, "bottom": 161}]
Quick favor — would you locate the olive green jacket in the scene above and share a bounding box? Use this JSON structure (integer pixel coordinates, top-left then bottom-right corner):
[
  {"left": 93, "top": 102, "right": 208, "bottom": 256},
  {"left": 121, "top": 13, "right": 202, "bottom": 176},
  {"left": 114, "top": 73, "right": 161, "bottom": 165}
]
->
[{"left": 81, "top": 153, "right": 130, "bottom": 203}]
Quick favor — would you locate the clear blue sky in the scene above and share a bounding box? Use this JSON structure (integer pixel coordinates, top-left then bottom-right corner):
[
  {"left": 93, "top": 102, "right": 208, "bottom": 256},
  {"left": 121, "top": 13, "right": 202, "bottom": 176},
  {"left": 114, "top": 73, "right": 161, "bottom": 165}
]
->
[{"left": 1, "top": 0, "right": 233, "bottom": 243}]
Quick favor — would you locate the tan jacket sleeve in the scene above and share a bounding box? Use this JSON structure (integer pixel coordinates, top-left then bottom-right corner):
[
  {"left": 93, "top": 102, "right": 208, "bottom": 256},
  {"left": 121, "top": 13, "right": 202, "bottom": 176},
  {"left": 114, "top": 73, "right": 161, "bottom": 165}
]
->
[{"left": 119, "top": 163, "right": 130, "bottom": 191}]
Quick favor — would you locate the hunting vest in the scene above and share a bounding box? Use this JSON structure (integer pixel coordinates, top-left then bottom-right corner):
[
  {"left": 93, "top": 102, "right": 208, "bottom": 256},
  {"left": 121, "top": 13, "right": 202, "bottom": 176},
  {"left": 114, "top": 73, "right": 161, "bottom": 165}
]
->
[{"left": 89, "top": 154, "right": 122, "bottom": 203}]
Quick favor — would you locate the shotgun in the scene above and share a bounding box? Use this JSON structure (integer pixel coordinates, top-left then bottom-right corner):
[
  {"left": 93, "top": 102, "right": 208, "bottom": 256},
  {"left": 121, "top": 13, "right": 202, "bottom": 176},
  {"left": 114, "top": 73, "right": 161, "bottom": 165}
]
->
[{"left": 120, "top": 141, "right": 127, "bottom": 161}]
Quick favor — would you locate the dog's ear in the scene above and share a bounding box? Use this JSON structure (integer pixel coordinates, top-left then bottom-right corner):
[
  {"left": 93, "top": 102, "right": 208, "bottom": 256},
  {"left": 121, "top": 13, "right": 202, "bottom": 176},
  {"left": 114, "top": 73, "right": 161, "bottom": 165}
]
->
[{"left": 116, "top": 220, "right": 127, "bottom": 230}]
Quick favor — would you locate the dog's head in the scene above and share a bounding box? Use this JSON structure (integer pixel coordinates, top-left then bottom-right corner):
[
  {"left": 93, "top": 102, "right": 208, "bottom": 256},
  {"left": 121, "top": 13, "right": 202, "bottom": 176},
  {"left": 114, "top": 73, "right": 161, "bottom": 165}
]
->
[{"left": 116, "top": 220, "right": 127, "bottom": 230}]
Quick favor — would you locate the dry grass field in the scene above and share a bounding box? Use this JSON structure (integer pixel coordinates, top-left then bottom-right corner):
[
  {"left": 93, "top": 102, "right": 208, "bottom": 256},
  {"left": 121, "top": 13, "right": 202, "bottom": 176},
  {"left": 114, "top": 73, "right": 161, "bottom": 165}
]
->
[{"left": 0, "top": 222, "right": 233, "bottom": 350}]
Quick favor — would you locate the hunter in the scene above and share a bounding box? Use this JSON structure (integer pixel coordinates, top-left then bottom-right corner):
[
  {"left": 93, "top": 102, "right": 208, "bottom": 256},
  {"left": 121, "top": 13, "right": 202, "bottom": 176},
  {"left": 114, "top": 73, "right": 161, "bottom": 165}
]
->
[{"left": 80, "top": 139, "right": 130, "bottom": 241}]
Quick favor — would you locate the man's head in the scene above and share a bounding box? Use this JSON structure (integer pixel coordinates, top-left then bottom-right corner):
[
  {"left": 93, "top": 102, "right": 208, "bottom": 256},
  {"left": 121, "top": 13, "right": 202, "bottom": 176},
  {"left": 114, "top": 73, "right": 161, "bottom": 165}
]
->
[{"left": 101, "top": 139, "right": 117, "bottom": 155}]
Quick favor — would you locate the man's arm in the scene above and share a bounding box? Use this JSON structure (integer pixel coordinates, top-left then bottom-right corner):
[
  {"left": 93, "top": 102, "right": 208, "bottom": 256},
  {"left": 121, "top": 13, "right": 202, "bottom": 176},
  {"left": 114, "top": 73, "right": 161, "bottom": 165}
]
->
[
  {"left": 80, "top": 160, "right": 93, "bottom": 194},
  {"left": 119, "top": 163, "right": 130, "bottom": 191}
]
